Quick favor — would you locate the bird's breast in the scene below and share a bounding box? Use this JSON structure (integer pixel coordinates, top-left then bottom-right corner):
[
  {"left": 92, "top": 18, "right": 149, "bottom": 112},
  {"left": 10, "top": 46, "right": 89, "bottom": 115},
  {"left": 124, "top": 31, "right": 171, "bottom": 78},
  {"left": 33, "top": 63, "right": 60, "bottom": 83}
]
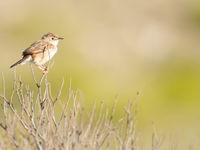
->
[
  {"left": 49, "top": 47, "right": 57, "bottom": 59},
  {"left": 32, "top": 47, "right": 58, "bottom": 65}
]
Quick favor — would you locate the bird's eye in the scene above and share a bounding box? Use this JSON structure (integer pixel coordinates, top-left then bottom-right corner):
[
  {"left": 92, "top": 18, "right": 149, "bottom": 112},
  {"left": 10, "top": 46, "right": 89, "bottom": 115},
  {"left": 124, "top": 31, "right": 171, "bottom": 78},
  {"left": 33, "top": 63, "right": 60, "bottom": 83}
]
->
[{"left": 52, "top": 38, "right": 54, "bottom": 40}]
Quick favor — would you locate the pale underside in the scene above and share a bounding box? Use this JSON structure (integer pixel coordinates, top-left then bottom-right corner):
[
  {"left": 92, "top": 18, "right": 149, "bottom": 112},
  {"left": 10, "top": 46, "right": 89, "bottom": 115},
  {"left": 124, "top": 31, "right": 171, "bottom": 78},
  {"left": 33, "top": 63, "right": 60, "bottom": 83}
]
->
[{"left": 31, "top": 47, "right": 57, "bottom": 65}]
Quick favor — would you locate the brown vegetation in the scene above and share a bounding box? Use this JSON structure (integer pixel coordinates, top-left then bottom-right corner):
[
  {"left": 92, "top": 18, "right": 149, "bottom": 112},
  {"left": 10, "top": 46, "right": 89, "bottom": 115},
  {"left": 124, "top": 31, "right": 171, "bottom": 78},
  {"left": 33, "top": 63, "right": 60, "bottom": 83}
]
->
[{"left": 0, "top": 70, "right": 142, "bottom": 150}]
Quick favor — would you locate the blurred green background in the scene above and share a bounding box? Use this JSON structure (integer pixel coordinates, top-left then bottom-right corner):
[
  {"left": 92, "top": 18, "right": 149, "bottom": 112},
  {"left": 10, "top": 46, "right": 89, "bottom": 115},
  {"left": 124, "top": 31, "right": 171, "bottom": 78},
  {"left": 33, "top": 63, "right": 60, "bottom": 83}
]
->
[{"left": 1, "top": 0, "right": 200, "bottom": 149}]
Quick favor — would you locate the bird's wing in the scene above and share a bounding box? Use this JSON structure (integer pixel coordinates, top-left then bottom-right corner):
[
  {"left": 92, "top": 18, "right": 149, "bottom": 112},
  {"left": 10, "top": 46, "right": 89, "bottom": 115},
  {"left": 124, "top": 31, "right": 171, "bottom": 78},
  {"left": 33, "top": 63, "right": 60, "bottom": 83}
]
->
[{"left": 22, "top": 40, "right": 49, "bottom": 56}]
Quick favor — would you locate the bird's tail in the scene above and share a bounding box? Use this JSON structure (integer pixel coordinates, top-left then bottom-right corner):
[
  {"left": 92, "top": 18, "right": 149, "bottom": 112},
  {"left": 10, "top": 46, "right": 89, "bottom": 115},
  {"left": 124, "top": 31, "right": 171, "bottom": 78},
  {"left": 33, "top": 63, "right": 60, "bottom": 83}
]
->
[{"left": 10, "top": 55, "right": 31, "bottom": 68}]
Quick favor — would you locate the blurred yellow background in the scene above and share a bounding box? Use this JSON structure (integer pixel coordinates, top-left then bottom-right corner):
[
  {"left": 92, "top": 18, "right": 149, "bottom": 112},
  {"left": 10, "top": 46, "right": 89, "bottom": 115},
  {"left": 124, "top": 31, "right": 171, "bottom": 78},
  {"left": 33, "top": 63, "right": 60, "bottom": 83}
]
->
[{"left": 1, "top": 0, "right": 200, "bottom": 149}]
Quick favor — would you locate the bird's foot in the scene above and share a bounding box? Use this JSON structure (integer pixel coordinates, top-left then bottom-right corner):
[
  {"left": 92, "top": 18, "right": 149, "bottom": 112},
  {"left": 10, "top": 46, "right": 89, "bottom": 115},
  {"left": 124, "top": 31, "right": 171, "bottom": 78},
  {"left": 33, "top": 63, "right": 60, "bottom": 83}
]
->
[{"left": 43, "top": 67, "right": 48, "bottom": 74}]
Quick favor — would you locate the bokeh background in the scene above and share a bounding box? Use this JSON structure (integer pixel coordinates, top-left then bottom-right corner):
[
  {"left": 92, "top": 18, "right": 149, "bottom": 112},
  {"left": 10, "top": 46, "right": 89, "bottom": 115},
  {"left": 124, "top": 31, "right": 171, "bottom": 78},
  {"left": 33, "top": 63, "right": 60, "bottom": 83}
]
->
[{"left": 1, "top": 0, "right": 200, "bottom": 149}]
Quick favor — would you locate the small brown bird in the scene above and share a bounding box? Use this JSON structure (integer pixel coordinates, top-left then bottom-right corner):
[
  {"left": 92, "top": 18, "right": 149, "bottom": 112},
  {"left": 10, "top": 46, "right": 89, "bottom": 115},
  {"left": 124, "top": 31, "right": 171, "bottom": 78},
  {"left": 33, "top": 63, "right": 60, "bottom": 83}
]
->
[{"left": 10, "top": 33, "right": 64, "bottom": 73}]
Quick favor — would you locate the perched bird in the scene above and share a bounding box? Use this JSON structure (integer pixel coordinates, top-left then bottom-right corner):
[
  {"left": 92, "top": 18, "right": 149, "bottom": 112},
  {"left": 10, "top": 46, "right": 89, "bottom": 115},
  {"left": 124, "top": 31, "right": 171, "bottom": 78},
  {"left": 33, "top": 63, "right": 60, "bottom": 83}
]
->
[{"left": 10, "top": 33, "right": 64, "bottom": 74}]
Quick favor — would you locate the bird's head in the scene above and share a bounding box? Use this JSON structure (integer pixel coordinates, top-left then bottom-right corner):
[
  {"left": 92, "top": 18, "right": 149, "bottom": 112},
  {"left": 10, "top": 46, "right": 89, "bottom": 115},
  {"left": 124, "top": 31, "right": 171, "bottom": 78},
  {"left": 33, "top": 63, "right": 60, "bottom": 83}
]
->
[{"left": 41, "top": 32, "right": 64, "bottom": 45}]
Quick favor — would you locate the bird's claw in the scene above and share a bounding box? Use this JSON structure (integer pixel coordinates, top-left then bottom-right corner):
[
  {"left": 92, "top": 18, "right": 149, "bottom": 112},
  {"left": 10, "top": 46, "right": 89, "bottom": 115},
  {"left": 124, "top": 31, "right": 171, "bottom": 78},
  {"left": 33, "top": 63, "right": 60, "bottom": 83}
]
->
[{"left": 43, "top": 67, "right": 48, "bottom": 74}]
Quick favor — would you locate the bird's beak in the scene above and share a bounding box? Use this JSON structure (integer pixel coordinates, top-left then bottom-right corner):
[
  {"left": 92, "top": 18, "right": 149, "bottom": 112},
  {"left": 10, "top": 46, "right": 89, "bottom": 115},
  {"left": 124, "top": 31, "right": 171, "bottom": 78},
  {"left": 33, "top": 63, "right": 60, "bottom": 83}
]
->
[{"left": 58, "top": 37, "right": 64, "bottom": 40}]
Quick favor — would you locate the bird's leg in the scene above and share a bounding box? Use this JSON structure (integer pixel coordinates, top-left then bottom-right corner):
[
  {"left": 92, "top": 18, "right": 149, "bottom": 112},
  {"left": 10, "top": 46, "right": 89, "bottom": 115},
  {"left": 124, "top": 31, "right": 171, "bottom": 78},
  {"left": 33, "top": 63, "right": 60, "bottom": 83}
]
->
[
  {"left": 35, "top": 63, "right": 48, "bottom": 74},
  {"left": 43, "top": 67, "right": 48, "bottom": 74}
]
